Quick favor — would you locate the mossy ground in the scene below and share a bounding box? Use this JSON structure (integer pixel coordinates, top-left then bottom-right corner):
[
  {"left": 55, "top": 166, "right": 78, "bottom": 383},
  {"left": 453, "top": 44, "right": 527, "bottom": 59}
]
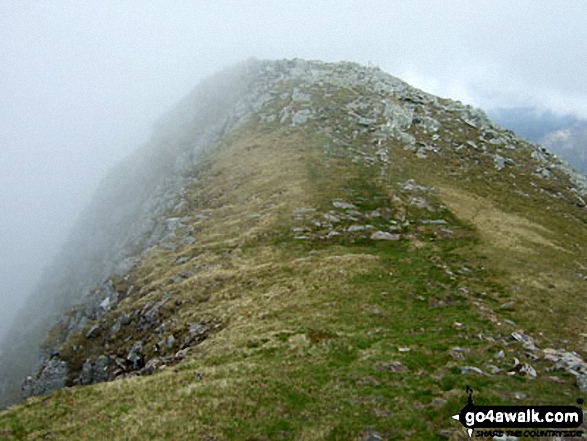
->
[{"left": 1, "top": 112, "right": 586, "bottom": 440}]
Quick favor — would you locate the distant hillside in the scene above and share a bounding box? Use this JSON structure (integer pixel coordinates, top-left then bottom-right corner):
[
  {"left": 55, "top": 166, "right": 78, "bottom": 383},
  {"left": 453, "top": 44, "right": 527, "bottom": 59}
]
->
[
  {"left": 539, "top": 121, "right": 587, "bottom": 174},
  {"left": 488, "top": 107, "right": 576, "bottom": 142},
  {"left": 1, "top": 59, "right": 586, "bottom": 440},
  {"left": 488, "top": 107, "right": 587, "bottom": 174}
]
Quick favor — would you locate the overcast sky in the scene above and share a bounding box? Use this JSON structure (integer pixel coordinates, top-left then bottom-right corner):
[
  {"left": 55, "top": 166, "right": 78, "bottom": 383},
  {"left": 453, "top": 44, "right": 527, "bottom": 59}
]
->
[{"left": 1, "top": 0, "right": 586, "bottom": 334}]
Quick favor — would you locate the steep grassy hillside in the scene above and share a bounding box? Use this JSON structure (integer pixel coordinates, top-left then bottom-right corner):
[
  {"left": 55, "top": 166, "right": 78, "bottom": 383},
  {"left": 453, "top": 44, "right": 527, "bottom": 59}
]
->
[{"left": 1, "top": 60, "right": 586, "bottom": 440}]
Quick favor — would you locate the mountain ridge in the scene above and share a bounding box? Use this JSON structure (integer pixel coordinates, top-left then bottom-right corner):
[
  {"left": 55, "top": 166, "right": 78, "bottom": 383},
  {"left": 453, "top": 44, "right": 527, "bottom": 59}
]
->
[{"left": 1, "top": 58, "right": 587, "bottom": 439}]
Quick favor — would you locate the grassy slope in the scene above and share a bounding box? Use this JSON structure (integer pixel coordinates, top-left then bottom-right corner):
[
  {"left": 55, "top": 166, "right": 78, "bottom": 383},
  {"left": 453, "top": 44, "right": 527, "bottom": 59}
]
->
[{"left": 1, "top": 107, "right": 586, "bottom": 440}]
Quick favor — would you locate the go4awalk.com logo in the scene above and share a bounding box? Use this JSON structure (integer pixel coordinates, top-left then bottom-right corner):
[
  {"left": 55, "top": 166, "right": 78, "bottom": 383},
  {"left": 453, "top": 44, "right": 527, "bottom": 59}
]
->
[{"left": 451, "top": 386, "right": 584, "bottom": 438}]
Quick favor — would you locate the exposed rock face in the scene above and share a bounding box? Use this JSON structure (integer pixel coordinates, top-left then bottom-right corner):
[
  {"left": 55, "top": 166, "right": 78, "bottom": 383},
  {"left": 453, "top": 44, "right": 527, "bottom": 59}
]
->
[
  {"left": 2, "top": 58, "right": 587, "bottom": 410},
  {"left": 21, "top": 359, "right": 67, "bottom": 399},
  {"left": 81, "top": 355, "right": 113, "bottom": 385}
]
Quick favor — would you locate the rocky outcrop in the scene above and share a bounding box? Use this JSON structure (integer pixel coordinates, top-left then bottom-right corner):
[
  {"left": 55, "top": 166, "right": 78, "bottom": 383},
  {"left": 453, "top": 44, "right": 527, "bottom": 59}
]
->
[{"left": 21, "top": 358, "right": 67, "bottom": 399}]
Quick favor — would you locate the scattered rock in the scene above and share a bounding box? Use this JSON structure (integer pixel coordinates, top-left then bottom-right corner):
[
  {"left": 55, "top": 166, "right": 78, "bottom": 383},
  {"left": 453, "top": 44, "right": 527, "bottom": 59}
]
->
[
  {"left": 84, "top": 279, "right": 118, "bottom": 320},
  {"left": 462, "top": 119, "right": 477, "bottom": 128},
  {"left": 181, "top": 236, "right": 195, "bottom": 245},
  {"left": 507, "top": 357, "right": 537, "bottom": 378},
  {"left": 21, "top": 376, "right": 35, "bottom": 399},
  {"left": 519, "top": 363, "right": 537, "bottom": 377},
  {"left": 138, "top": 293, "right": 171, "bottom": 331},
  {"left": 359, "top": 376, "right": 380, "bottom": 386},
  {"left": 322, "top": 213, "right": 340, "bottom": 223},
  {"left": 119, "top": 313, "right": 131, "bottom": 325},
  {"left": 416, "top": 115, "right": 441, "bottom": 132},
  {"left": 543, "top": 348, "right": 587, "bottom": 380},
  {"left": 171, "top": 270, "right": 194, "bottom": 283},
  {"left": 450, "top": 351, "right": 465, "bottom": 360},
  {"left": 99, "top": 297, "right": 111, "bottom": 312},
  {"left": 93, "top": 355, "right": 113, "bottom": 383},
  {"left": 81, "top": 359, "right": 93, "bottom": 385},
  {"left": 534, "top": 166, "right": 552, "bottom": 179},
  {"left": 332, "top": 201, "right": 357, "bottom": 210},
  {"left": 486, "top": 365, "right": 502, "bottom": 374},
  {"left": 370, "top": 231, "right": 400, "bottom": 241},
  {"left": 576, "top": 374, "right": 587, "bottom": 393},
  {"left": 85, "top": 325, "right": 102, "bottom": 339},
  {"left": 494, "top": 155, "right": 506, "bottom": 170},
  {"left": 175, "top": 348, "right": 189, "bottom": 361},
  {"left": 291, "top": 109, "right": 314, "bottom": 126},
  {"left": 375, "top": 148, "right": 389, "bottom": 163},
  {"left": 293, "top": 207, "right": 317, "bottom": 214},
  {"left": 291, "top": 87, "right": 311, "bottom": 102},
  {"left": 176, "top": 257, "right": 190, "bottom": 265},
  {"left": 409, "top": 196, "right": 435, "bottom": 212},
  {"left": 376, "top": 361, "right": 408, "bottom": 373},
  {"left": 510, "top": 331, "right": 537, "bottom": 352},
  {"left": 437, "top": 429, "right": 454, "bottom": 438},
  {"left": 460, "top": 366, "right": 484, "bottom": 375},
  {"left": 400, "top": 179, "right": 432, "bottom": 192},
  {"left": 362, "top": 433, "right": 384, "bottom": 441},
  {"left": 127, "top": 342, "right": 145, "bottom": 370},
  {"left": 357, "top": 117, "right": 376, "bottom": 126},
  {"left": 182, "top": 323, "right": 210, "bottom": 347},
  {"left": 420, "top": 219, "right": 447, "bottom": 225},
  {"left": 500, "top": 301, "right": 515, "bottom": 309},
  {"left": 140, "top": 357, "right": 162, "bottom": 376},
  {"left": 82, "top": 355, "right": 113, "bottom": 385},
  {"left": 24, "top": 359, "right": 68, "bottom": 398}
]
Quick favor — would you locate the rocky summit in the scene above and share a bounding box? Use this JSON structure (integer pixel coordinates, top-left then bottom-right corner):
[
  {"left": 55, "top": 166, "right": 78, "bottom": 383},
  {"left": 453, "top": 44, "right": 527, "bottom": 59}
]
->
[{"left": 1, "top": 59, "right": 587, "bottom": 440}]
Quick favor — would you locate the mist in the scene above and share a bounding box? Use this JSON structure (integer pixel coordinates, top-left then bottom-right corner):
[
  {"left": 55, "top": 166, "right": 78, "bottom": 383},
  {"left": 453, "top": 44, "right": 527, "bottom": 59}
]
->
[{"left": 1, "top": 0, "right": 587, "bottom": 356}]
